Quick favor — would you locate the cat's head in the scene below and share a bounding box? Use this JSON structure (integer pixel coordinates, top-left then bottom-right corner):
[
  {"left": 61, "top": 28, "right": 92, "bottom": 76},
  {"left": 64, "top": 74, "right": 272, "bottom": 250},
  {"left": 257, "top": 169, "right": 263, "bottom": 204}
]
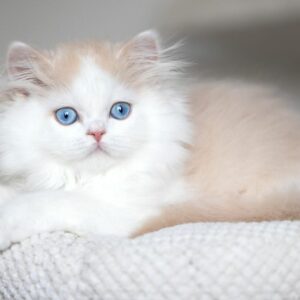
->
[{"left": 0, "top": 31, "right": 190, "bottom": 188}]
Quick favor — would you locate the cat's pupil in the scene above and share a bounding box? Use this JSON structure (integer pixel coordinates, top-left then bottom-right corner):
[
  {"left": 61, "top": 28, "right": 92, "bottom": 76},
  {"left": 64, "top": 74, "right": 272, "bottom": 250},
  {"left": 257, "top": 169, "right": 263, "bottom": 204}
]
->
[
  {"left": 64, "top": 112, "right": 69, "bottom": 119},
  {"left": 117, "top": 105, "right": 123, "bottom": 113}
]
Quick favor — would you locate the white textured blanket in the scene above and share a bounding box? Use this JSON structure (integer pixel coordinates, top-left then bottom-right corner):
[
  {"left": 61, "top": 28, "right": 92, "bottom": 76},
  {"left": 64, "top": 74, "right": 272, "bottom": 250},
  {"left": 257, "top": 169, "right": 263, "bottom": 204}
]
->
[{"left": 0, "top": 221, "right": 300, "bottom": 299}]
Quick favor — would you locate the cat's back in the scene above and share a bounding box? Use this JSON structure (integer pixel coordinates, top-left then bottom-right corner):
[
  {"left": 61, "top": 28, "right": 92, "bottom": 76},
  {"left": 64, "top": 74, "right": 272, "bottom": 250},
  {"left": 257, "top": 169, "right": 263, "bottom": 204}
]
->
[{"left": 187, "top": 80, "right": 300, "bottom": 198}]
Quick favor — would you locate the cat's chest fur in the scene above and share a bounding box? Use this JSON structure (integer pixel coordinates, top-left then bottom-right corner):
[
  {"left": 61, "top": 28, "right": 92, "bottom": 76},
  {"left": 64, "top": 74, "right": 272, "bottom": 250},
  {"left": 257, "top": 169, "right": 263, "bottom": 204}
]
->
[{"left": 16, "top": 156, "right": 179, "bottom": 208}]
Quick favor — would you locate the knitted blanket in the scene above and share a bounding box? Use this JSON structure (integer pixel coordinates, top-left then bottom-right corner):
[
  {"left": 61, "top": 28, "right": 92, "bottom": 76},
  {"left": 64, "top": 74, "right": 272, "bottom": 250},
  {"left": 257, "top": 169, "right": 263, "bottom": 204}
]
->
[{"left": 0, "top": 221, "right": 299, "bottom": 299}]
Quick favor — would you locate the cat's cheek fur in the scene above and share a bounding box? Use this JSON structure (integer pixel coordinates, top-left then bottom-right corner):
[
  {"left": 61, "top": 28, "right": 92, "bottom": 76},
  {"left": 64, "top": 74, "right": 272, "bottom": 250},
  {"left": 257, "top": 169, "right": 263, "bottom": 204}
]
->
[
  {"left": 0, "top": 98, "right": 45, "bottom": 177},
  {"left": 44, "top": 120, "right": 96, "bottom": 161}
]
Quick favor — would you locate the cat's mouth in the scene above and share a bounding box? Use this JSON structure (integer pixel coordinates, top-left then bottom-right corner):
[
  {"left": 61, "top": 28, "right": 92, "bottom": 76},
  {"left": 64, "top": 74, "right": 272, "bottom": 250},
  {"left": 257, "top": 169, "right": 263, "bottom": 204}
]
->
[{"left": 90, "top": 142, "right": 110, "bottom": 156}]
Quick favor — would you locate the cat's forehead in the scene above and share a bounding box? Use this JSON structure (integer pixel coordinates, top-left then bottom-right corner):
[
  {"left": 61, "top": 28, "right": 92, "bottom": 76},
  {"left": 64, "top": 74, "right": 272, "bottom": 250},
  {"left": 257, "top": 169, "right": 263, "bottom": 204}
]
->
[
  {"left": 66, "top": 55, "right": 134, "bottom": 112},
  {"left": 72, "top": 56, "right": 118, "bottom": 99},
  {"left": 51, "top": 40, "right": 151, "bottom": 91},
  {"left": 52, "top": 42, "right": 125, "bottom": 86}
]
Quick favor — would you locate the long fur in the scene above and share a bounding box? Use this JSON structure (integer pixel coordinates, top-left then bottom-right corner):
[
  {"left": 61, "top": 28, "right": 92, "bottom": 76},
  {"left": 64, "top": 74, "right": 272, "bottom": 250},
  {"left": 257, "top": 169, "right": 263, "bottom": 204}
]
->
[{"left": 0, "top": 31, "right": 300, "bottom": 249}]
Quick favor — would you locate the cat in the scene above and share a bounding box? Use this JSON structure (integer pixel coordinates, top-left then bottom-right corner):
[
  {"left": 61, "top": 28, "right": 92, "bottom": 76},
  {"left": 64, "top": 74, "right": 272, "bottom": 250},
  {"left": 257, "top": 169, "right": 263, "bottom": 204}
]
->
[
  {"left": 0, "top": 30, "right": 191, "bottom": 249},
  {"left": 1, "top": 30, "right": 300, "bottom": 250}
]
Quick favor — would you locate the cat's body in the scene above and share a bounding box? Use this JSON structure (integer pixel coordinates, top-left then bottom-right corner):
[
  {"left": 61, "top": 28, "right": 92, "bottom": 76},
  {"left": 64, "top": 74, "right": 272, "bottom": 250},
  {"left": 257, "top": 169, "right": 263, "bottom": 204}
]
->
[
  {"left": 189, "top": 81, "right": 300, "bottom": 217},
  {"left": 0, "top": 31, "right": 300, "bottom": 249},
  {"left": 135, "top": 81, "right": 300, "bottom": 234}
]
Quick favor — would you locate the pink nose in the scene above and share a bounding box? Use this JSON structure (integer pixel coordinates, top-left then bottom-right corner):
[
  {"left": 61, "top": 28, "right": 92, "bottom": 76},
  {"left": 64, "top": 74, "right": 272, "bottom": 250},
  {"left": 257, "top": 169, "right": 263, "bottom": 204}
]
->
[{"left": 88, "top": 130, "right": 105, "bottom": 142}]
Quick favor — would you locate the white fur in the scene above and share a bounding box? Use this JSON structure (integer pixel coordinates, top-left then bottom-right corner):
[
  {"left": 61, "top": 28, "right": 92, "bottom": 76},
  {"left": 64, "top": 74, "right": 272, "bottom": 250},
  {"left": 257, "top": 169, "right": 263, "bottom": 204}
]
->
[{"left": 0, "top": 38, "right": 191, "bottom": 249}]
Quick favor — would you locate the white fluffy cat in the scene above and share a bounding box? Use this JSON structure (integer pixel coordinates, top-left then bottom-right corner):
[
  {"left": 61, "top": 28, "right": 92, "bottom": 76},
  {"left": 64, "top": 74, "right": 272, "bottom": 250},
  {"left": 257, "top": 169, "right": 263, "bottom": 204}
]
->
[
  {"left": 0, "top": 31, "right": 191, "bottom": 249},
  {"left": 1, "top": 30, "right": 300, "bottom": 250}
]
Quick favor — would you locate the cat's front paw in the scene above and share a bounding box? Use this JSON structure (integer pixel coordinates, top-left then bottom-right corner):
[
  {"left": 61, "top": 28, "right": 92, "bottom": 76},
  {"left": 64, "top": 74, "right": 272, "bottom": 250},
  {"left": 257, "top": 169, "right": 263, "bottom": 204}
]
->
[
  {"left": 0, "top": 204, "right": 34, "bottom": 251},
  {"left": 0, "top": 218, "right": 34, "bottom": 251},
  {"left": 0, "top": 220, "right": 20, "bottom": 251},
  {"left": 0, "top": 215, "right": 17, "bottom": 251},
  {"left": 0, "top": 229, "right": 13, "bottom": 251},
  {"left": 0, "top": 185, "right": 16, "bottom": 206}
]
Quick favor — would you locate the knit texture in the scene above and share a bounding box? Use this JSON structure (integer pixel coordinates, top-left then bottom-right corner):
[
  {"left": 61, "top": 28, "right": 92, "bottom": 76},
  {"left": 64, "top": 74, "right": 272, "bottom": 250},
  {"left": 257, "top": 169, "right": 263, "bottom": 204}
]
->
[{"left": 0, "top": 221, "right": 300, "bottom": 299}]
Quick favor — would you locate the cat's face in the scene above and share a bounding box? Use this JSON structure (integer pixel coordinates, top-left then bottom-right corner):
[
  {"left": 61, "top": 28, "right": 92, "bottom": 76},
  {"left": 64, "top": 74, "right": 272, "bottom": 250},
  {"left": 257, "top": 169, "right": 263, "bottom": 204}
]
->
[
  {"left": 28, "top": 57, "right": 149, "bottom": 163},
  {"left": 0, "top": 31, "right": 189, "bottom": 181}
]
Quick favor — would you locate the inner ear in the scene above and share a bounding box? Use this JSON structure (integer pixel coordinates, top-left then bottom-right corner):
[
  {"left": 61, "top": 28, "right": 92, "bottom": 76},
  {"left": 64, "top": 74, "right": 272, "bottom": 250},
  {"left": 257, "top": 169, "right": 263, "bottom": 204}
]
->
[
  {"left": 6, "top": 41, "right": 51, "bottom": 88},
  {"left": 122, "top": 30, "right": 161, "bottom": 63}
]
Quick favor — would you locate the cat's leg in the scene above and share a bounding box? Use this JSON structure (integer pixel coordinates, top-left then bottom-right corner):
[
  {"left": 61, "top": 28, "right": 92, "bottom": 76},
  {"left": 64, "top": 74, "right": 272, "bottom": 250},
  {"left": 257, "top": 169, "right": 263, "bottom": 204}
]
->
[{"left": 0, "top": 189, "right": 148, "bottom": 250}]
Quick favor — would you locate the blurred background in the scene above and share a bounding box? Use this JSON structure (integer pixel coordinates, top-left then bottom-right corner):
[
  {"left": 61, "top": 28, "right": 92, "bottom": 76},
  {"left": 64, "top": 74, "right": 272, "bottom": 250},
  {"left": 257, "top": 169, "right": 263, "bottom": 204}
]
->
[{"left": 1, "top": 0, "right": 300, "bottom": 94}]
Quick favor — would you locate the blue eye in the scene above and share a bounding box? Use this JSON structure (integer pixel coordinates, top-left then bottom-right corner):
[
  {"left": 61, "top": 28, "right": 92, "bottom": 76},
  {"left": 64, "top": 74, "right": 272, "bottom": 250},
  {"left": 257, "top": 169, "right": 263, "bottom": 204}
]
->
[
  {"left": 55, "top": 107, "right": 78, "bottom": 125},
  {"left": 110, "top": 102, "right": 131, "bottom": 120}
]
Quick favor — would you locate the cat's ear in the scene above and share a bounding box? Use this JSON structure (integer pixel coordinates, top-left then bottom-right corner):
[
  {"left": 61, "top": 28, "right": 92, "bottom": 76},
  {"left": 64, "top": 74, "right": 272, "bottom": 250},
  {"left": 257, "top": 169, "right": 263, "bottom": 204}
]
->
[
  {"left": 122, "top": 30, "right": 161, "bottom": 63},
  {"left": 121, "top": 30, "right": 184, "bottom": 85},
  {"left": 130, "top": 30, "right": 160, "bottom": 61},
  {"left": 6, "top": 42, "right": 51, "bottom": 87}
]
